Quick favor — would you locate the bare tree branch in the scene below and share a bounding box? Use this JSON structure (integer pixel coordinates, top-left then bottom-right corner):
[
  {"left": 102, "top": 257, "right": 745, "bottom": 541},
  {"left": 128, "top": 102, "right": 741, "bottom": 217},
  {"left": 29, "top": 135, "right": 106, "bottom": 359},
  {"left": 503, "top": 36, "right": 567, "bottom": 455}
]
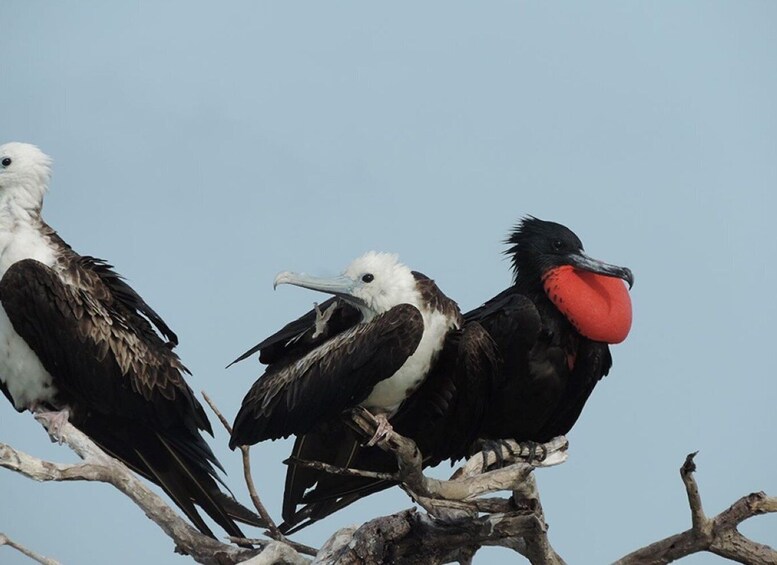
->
[
  {"left": 237, "top": 541, "right": 310, "bottom": 565},
  {"left": 452, "top": 437, "right": 569, "bottom": 481},
  {"left": 5, "top": 413, "right": 775, "bottom": 565},
  {"left": 284, "top": 456, "right": 397, "bottom": 482},
  {"left": 304, "top": 409, "right": 571, "bottom": 564},
  {"left": 319, "top": 507, "right": 544, "bottom": 565},
  {"left": 201, "top": 391, "right": 318, "bottom": 558},
  {"left": 507, "top": 474, "right": 566, "bottom": 565},
  {"left": 614, "top": 452, "right": 777, "bottom": 565},
  {"left": 0, "top": 532, "right": 61, "bottom": 565},
  {"left": 680, "top": 451, "right": 710, "bottom": 536},
  {"left": 0, "top": 421, "right": 266, "bottom": 565},
  {"left": 349, "top": 408, "right": 567, "bottom": 507}
]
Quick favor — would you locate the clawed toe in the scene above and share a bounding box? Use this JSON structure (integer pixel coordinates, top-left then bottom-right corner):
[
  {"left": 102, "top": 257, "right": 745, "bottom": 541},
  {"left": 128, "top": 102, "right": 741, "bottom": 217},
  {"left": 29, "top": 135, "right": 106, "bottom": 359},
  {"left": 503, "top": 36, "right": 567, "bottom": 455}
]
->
[
  {"left": 475, "top": 438, "right": 548, "bottom": 472},
  {"left": 34, "top": 408, "right": 71, "bottom": 444},
  {"left": 476, "top": 439, "right": 516, "bottom": 472},
  {"left": 519, "top": 440, "right": 547, "bottom": 463},
  {"left": 366, "top": 414, "right": 393, "bottom": 447}
]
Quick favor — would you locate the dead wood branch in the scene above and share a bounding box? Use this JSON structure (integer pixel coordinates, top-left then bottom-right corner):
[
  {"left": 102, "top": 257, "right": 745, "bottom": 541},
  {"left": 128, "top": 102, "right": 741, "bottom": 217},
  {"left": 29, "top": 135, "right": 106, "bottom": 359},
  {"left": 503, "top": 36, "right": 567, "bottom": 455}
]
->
[
  {"left": 312, "top": 408, "right": 570, "bottom": 564},
  {"left": 509, "top": 474, "right": 566, "bottom": 565},
  {"left": 319, "top": 507, "right": 543, "bottom": 565},
  {"left": 201, "top": 391, "right": 317, "bottom": 557},
  {"left": 7, "top": 409, "right": 774, "bottom": 565},
  {"left": 0, "top": 420, "right": 269, "bottom": 565},
  {"left": 614, "top": 452, "right": 777, "bottom": 565},
  {"left": 0, "top": 532, "right": 61, "bottom": 565},
  {"left": 349, "top": 408, "right": 568, "bottom": 507}
]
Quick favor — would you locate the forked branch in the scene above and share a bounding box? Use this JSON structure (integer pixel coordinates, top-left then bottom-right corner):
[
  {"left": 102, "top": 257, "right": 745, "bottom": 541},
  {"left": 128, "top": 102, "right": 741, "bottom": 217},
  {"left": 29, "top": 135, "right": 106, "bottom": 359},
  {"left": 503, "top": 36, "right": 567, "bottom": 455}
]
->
[
  {"left": 614, "top": 452, "right": 777, "bottom": 564},
  {"left": 0, "top": 420, "right": 263, "bottom": 565},
  {"left": 308, "top": 408, "right": 571, "bottom": 564}
]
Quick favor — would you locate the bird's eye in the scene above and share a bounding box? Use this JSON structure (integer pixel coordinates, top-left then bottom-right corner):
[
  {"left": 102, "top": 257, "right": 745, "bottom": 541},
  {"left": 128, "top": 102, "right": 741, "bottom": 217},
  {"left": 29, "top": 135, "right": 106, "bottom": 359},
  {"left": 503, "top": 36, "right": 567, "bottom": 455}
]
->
[
  {"left": 1, "top": 158, "right": 11, "bottom": 167},
  {"left": 361, "top": 274, "right": 374, "bottom": 283},
  {"left": 552, "top": 239, "right": 564, "bottom": 251}
]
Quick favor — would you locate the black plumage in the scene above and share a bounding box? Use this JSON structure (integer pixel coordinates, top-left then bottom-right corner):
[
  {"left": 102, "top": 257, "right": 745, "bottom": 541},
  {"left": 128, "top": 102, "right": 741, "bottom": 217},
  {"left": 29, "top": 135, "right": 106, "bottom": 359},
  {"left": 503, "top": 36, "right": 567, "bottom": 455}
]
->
[
  {"left": 275, "top": 217, "right": 633, "bottom": 533},
  {"left": 468, "top": 217, "right": 633, "bottom": 442},
  {"left": 0, "top": 141, "right": 263, "bottom": 540},
  {"left": 230, "top": 303, "right": 425, "bottom": 445},
  {"left": 275, "top": 320, "right": 498, "bottom": 533},
  {"left": 228, "top": 257, "right": 499, "bottom": 532},
  {"left": 0, "top": 256, "right": 263, "bottom": 539}
]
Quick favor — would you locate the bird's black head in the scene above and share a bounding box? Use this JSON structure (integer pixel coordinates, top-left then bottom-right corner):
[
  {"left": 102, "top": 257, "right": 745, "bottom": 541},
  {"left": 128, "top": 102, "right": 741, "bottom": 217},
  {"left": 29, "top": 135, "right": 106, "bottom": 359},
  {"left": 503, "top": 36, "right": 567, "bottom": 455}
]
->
[
  {"left": 506, "top": 217, "right": 583, "bottom": 280},
  {"left": 504, "top": 216, "right": 634, "bottom": 343},
  {"left": 504, "top": 216, "right": 634, "bottom": 289}
]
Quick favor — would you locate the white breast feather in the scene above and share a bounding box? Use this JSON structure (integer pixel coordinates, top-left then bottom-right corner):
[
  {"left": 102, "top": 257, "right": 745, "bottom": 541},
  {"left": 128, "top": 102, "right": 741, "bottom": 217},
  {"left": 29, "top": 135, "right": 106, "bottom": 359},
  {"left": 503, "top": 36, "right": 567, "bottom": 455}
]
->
[
  {"left": 361, "top": 308, "right": 456, "bottom": 414},
  {"left": 0, "top": 221, "right": 60, "bottom": 410}
]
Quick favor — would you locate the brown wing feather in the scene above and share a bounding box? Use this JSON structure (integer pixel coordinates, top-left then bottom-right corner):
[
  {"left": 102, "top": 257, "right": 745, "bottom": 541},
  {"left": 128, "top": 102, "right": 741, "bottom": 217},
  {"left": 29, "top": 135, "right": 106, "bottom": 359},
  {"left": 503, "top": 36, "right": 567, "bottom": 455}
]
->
[
  {"left": 229, "top": 297, "right": 363, "bottom": 368},
  {"left": 278, "top": 321, "right": 499, "bottom": 533},
  {"left": 0, "top": 258, "right": 264, "bottom": 537},
  {"left": 0, "top": 258, "right": 207, "bottom": 432},
  {"left": 230, "top": 303, "right": 424, "bottom": 447}
]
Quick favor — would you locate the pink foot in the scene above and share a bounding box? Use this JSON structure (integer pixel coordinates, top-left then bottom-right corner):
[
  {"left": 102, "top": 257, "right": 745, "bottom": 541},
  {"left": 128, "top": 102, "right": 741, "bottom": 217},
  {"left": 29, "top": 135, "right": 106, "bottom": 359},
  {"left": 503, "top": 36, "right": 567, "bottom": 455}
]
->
[
  {"left": 367, "top": 413, "right": 394, "bottom": 447},
  {"left": 34, "top": 408, "right": 71, "bottom": 444}
]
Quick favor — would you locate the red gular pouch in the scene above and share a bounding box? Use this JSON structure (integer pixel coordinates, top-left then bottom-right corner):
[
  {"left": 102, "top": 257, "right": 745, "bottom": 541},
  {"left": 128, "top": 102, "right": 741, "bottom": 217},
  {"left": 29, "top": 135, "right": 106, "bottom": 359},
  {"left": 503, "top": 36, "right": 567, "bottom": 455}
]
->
[{"left": 542, "top": 265, "right": 632, "bottom": 344}]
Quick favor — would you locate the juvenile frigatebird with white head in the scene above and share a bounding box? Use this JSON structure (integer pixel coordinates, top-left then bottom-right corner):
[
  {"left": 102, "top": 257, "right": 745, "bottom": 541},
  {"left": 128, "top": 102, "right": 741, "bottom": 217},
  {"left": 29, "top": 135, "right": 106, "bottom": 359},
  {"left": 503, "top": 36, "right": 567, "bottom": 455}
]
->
[
  {"left": 0, "top": 142, "right": 263, "bottom": 540},
  {"left": 230, "top": 251, "right": 463, "bottom": 448},
  {"left": 230, "top": 252, "right": 498, "bottom": 531}
]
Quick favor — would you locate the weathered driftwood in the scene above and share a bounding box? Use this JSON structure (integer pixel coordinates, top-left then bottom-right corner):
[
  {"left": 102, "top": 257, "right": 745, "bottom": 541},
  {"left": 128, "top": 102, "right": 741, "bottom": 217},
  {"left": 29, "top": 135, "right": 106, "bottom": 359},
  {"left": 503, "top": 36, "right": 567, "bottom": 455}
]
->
[
  {"left": 0, "top": 421, "right": 263, "bottom": 565},
  {"left": 3, "top": 409, "right": 775, "bottom": 565},
  {"left": 614, "top": 452, "right": 777, "bottom": 565}
]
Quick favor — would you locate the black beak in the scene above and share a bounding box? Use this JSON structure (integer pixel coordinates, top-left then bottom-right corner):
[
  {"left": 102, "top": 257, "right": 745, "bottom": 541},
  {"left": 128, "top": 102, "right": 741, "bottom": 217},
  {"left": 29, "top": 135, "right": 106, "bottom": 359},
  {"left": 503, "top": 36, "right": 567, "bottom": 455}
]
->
[{"left": 566, "top": 252, "right": 634, "bottom": 289}]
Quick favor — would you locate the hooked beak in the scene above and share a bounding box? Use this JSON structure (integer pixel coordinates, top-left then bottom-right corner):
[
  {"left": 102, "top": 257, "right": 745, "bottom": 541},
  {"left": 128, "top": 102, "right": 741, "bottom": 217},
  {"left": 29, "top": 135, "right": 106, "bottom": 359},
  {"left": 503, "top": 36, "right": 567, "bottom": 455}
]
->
[
  {"left": 274, "top": 271, "right": 361, "bottom": 299},
  {"left": 566, "top": 252, "right": 634, "bottom": 289}
]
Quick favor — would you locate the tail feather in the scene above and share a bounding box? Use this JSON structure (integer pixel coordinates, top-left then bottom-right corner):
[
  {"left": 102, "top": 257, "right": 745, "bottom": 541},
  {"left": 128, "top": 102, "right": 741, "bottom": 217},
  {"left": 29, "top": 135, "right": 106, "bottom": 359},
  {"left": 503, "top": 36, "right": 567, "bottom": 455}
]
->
[
  {"left": 281, "top": 421, "right": 398, "bottom": 534},
  {"left": 73, "top": 412, "right": 264, "bottom": 539},
  {"left": 280, "top": 482, "right": 393, "bottom": 535},
  {"left": 156, "top": 434, "right": 249, "bottom": 540},
  {"left": 134, "top": 448, "right": 217, "bottom": 538},
  {"left": 209, "top": 490, "right": 266, "bottom": 528}
]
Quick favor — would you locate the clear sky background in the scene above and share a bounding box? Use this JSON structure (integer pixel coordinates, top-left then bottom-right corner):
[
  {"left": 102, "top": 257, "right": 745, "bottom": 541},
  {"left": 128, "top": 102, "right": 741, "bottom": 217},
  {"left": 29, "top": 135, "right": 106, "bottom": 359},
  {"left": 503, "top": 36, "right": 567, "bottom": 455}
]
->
[{"left": 2, "top": 3, "right": 776, "bottom": 564}]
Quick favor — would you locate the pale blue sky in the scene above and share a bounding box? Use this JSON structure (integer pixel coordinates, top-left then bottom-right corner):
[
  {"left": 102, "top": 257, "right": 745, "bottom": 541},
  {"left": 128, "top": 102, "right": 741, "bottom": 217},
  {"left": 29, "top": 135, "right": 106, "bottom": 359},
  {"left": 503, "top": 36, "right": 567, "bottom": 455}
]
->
[{"left": 2, "top": 3, "right": 776, "bottom": 564}]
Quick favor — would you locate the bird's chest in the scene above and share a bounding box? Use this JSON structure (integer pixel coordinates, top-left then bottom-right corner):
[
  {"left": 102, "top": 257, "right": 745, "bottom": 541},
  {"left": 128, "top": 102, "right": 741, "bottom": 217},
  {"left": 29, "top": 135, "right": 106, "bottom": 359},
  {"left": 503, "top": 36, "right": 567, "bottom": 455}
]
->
[
  {"left": 0, "top": 226, "right": 60, "bottom": 410},
  {"left": 362, "top": 309, "right": 453, "bottom": 413},
  {"left": 531, "top": 308, "right": 580, "bottom": 379},
  {"left": 0, "top": 225, "right": 57, "bottom": 278},
  {"left": 0, "top": 307, "right": 58, "bottom": 411}
]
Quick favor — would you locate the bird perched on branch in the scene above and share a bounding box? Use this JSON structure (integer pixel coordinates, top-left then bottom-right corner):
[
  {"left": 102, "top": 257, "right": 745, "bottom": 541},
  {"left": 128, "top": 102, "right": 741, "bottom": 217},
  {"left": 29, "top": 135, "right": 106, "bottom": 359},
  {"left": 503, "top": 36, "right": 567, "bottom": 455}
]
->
[
  {"left": 272, "top": 217, "right": 633, "bottom": 533},
  {"left": 0, "top": 142, "right": 263, "bottom": 540},
  {"left": 467, "top": 216, "right": 633, "bottom": 445},
  {"left": 229, "top": 252, "right": 498, "bottom": 531}
]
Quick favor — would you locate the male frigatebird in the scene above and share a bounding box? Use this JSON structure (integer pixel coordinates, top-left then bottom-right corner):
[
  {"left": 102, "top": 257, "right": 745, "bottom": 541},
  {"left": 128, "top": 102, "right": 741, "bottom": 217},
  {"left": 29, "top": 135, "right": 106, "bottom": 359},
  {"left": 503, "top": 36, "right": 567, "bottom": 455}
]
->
[
  {"left": 228, "top": 252, "right": 499, "bottom": 529},
  {"left": 468, "top": 216, "right": 633, "bottom": 443},
  {"left": 275, "top": 216, "right": 633, "bottom": 533},
  {"left": 0, "top": 143, "right": 262, "bottom": 540}
]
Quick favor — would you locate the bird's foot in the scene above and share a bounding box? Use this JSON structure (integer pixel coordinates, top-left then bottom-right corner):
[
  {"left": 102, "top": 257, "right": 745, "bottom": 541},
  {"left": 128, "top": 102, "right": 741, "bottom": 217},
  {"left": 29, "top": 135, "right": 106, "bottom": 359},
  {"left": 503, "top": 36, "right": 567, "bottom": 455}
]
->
[
  {"left": 474, "top": 438, "right": 548, "bottom": 472},
  {"left": 475, "top": 439, "right": 516, "bottom": 473},
  {"left": 366, "top": 413, "right": 394, "bottom": 447},
  {"left": 34, "top": 407, "right": 71, "bottom": 444},
  {"left": 516, "top": 440, "right": 547, "bottom": 463}
]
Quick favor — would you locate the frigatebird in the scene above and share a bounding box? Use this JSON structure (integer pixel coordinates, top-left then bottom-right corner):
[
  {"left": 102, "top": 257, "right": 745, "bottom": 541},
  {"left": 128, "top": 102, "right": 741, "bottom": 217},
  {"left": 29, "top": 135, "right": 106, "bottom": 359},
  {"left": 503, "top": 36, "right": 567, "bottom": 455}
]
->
[
  {"left": 275, "top": 216, "right": 633, "bottom": 533},
  {"left": 468, "top": 216, "right": 633, "bottom": 443},
  {"left": 229, "top": 251, "right": 466, "bottom": 446},
  {"left": 228, "top": 252, "right": 499, "bottom": 529},
  {"left": 0, "top": 143, "right": 263, "bottom": 540}
]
